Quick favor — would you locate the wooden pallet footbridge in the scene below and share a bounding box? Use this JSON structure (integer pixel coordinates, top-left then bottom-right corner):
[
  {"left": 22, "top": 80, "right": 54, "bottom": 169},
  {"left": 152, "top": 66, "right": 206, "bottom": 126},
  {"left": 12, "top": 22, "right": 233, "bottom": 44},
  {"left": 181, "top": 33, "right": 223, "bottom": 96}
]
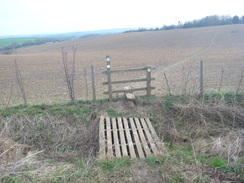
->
[{"left": 99, "top": 116, "right": 165, "bottom": 159}]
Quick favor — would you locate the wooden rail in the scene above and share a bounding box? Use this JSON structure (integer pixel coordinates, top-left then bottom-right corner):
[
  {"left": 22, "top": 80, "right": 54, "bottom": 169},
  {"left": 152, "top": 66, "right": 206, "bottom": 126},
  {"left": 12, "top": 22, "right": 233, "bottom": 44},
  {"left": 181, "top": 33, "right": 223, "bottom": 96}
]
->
[
  {"left": 103, "top": 78, "right": 155, "bottom": 85},
  {"left": 102, "top": 66, "right": 156, "bottom": 74}
]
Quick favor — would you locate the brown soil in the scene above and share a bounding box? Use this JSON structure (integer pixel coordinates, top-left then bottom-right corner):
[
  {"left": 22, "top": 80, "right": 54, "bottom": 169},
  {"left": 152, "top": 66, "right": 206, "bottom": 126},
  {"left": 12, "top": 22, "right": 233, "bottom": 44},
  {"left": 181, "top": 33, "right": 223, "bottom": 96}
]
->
[{"left": 1, "top": 25, "right": 244, "bottom": 106}]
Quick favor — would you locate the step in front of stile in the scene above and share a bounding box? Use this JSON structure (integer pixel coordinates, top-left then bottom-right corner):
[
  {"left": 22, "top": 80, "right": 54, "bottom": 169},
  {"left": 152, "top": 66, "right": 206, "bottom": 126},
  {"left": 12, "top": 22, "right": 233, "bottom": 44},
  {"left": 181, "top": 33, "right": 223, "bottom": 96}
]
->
[{"left": 99, "top": 116, "right": 164, "bottom": 159}]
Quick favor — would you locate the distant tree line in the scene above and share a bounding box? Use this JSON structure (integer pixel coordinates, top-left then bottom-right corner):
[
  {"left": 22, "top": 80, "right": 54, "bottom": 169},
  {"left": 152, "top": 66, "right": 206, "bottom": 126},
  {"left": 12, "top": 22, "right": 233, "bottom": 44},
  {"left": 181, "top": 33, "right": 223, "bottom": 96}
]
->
[
  {"left": 180, "top": 15, "right": 244, "bottom": 29},
  {"left": 125, "top": 15, "right": 244, "bottom": 33}
]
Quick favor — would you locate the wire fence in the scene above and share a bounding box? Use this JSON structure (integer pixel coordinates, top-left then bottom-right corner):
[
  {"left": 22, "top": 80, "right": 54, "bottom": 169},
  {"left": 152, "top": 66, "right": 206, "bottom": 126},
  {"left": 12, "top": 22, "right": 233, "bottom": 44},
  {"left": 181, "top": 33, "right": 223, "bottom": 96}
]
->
[{"left": 0, "top": 60, "right": 243, "bottom": 107}]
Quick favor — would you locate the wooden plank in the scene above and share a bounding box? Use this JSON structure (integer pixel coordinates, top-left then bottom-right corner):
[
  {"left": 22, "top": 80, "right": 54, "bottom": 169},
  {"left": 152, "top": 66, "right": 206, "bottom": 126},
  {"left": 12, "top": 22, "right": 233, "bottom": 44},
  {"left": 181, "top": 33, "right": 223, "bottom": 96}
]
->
[
  {"left": 112, "top": 117, "right": 121, "bottom": 157},
  {"left": 123, "top": 118, "right": 136, "bottom": 158},
  {"left": 140, "top": 118, "right": 160, "bottom": 155},
  {"left": 129, "top": 118, "right": 145, "bottom": 158},
  {"left": 103, "top": 78, "right": 155, "bottom": 85},
  {"left": 117, "top": 117, "right": 128, "bottom": 157},
  {"left": 99, "top": 116, "right": 106, "bottom": 158},
  {"left": 134, "top": 118, "right": 151, "bottom": 156},
  {"left": 102, "top": 66, "right": 156, "bottom": 74},
  {"left": 102, "top": 67, "right": 146, "bottom": 74},
  {"left": 106, "top": 117, "right": 113, "bottom": 157},
  {"left": 145, "top": 117, "right": 164, "bottom": 151},
  {"left": 104, "top": 87, "right": 155, "bottom": 95},
  {"left": 83, "top": 68, "right": 88, "bottom": 99}
]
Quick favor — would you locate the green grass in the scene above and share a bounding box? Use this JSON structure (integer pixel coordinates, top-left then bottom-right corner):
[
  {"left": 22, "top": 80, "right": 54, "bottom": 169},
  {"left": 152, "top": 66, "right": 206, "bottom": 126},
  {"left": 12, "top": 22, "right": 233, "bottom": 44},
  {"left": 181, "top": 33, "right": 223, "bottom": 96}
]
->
[
  {"left": 0, "top": 38, "right": 36, "bottom": 47},
  {"left": 106, "top": 108, "right": 130, "bottom": 117},
  {"left": 212, "top": 156, "right": 227, "bottom": 169},
  {"left": 145, "top": 156, "right": 167, "bottom": 167},
  {"left": 0, "top": 101, "right": 95, "bottom": 117},
  {"left": 97, "top": 158, "right": 132, "bottom": 172}
]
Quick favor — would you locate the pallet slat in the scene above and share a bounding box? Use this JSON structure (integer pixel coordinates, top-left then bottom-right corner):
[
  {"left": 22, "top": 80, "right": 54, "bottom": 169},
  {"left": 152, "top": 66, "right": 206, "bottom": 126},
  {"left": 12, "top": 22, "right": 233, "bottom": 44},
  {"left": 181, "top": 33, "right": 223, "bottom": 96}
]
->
[
  {"left": 140, "top": 118, "right": 160, "bottom": 155},
  {"left": 123, "top": 118, "right": 136, "bottom": 158},
  {"left": 99, "top": 116, "right": 163, "bottom": 159},
  {"left": 134, "top": 118, "right": 151, "bottom": 156},
  {"left": 145, "top": 117, "right": 165, "bottom": 151},
  {"left": 106, "top": 117, "right": 113, "bottom": 157},
  {"left": 129, "top": 118, "right": 145, "bottom": 158},
  {"left": 99, "top": 116, "right": 106, "bottom": 159},
  {"left": 117, "top": 117, "right": 128, "bottom": 157},
  {"left": 112, "top": 117, "right": 121, "bottom": 157}
]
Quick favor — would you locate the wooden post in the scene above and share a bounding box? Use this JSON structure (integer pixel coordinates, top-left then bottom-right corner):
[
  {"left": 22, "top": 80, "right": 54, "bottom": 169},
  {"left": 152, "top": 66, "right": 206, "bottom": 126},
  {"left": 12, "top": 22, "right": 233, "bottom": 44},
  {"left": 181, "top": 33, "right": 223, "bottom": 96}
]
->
[
  {"left": 200, "top": 60, "right": 204, "bottom": 97},
  {"left": 106, "top": 56, "right": 112, "bottom": 101},
  {"left": 83, "top": 68, "right": 88, "bottom": 100},
  {"left": 146, "top": 66, "right": 152, "bottom": 96},
  {"left": 91, "top": 65, "right": 96, "bottom": 102}
]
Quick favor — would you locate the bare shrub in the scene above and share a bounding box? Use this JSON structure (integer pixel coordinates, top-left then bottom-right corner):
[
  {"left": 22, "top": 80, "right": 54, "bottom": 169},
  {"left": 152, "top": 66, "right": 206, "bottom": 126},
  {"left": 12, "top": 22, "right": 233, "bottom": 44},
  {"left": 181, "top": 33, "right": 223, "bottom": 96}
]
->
[
  {"left": 218, "top": 68, "right": 224, "bottom": 92},
  {"left": 62, "top": 47, "right": 77, "bottom": 101},
  {"left": 0, "top": 114, "right": 99, "bottom": 160},
  {"left": 0, "top": 134, "right": 44, "bottom": 178},
  {"left": 14, "top": 59, "right": 27, "bottom": 105},
  {"left": 171, "top": 101, "right": 244, "bottom": 127},
  {"left": 163, "top": 72, "right": 171, "bottom": 95},
  {"left": 0, "top": 112, "right": 99, "bottom": 180},
  {"left": 0, "top": 149, "right": 44, "bottom": 178},
  {"left": 210, "top": 129, "right": 243, "bottom": 163},
  {"left": 152, "top": 95, "right": 244, "bottom": 147},
  {"left": 236, "top": 66, "right": 244, "bottom": 94}
]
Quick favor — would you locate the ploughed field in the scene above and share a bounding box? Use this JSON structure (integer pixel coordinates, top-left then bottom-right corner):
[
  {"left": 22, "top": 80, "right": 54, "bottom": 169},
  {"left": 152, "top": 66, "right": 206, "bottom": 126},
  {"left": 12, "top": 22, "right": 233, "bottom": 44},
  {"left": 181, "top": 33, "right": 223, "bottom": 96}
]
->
[{"left": 0, "top": 24, "right": 244, "bottom": 105}]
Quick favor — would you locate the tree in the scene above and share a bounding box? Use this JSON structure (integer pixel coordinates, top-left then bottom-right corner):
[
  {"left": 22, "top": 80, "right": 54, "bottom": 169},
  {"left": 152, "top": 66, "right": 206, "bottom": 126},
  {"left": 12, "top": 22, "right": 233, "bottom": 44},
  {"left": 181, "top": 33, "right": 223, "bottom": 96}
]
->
[
  {"left": 232, "top": 15, "right": 240, "bottom": 24},
  {"left": 241, "top": 15, "right": 244, "bottom": 24}
]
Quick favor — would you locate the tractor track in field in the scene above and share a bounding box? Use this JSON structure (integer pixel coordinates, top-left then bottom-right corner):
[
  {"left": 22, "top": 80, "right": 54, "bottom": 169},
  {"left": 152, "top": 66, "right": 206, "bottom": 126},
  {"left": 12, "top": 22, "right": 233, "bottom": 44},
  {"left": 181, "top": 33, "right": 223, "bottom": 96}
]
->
[{"left": 153, "top": 30, "right": 218, "bottom": 77}]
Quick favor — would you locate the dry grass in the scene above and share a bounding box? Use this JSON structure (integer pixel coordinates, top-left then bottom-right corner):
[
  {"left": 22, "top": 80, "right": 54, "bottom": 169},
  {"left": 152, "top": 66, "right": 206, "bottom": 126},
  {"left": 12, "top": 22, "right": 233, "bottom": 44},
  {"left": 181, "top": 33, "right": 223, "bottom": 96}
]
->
[
  {"left": 0, "top": 96, "right": 243, "bottom": 182},
  {"left": 0, "top": 25, "right": 244, "bottom": 105}
]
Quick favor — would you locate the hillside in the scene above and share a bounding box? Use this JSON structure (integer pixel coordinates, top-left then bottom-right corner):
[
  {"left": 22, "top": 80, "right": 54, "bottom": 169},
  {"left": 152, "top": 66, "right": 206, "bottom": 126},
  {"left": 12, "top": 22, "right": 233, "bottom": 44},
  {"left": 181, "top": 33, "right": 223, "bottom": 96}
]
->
[
  {"left": 0, "top": 24, "right": 243, "bottom": 182},
  {"left": 0, "top": 24, "right": 244, "bottom": 105}
]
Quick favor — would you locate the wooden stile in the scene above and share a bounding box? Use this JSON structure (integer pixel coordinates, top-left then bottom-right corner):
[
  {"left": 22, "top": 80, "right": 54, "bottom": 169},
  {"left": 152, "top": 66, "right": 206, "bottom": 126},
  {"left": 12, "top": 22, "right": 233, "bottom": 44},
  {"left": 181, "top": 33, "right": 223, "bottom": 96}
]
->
[{"left": 103, "top": 56, "right": 156, "bottom": 99}]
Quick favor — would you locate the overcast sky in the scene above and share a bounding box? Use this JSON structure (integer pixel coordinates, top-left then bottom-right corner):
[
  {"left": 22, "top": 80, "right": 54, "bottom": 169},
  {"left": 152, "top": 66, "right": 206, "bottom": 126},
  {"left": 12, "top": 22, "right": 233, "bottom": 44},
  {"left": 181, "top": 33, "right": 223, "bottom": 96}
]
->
[{"left": 0, "top": 0, "right": 243, "bottom": 36}]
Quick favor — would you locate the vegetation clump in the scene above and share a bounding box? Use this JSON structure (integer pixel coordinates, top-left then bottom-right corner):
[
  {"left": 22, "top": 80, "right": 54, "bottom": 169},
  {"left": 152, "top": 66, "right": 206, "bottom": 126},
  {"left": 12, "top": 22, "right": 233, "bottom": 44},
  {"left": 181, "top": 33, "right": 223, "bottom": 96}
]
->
[{"left": 0, "top": 94, "right": 243, "bottom": 182}]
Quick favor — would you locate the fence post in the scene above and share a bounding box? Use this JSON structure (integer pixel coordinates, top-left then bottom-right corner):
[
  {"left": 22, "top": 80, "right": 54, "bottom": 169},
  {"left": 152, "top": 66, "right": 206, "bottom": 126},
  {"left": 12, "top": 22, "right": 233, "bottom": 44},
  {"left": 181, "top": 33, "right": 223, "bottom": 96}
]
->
[
  {"left": 91, "top": 65, "right": 96, "bottom": 102},
  {"left": 84, "top": 68, "right": 88, "bottom": 100},
  {"left": 200, "top": 60, "right": 204, "bottom": 97},
  {"left": 146, "top": 65, "right": 152, "bottom": 96},
  {"left": 106, "top": 56, "right": 112, "bottom": 101}
]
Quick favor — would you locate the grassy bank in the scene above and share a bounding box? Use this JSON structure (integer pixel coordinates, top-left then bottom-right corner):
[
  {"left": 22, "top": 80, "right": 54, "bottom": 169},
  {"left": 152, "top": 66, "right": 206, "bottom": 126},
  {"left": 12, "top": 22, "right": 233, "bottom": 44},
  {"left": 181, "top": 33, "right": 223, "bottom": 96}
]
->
[
  {"left": 0, "top": 94, "right": 243, "bottom": 182},
  {"left": 0, "top": 38, "right": 36, "bottom": 47}
]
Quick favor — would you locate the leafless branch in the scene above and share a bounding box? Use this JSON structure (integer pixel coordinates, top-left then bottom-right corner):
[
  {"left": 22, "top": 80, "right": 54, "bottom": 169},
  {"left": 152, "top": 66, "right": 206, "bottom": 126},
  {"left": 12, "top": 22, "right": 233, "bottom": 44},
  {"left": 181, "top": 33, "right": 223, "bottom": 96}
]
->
[{"left": 14, "top": 59, "right": 27, "bottom": 105}]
